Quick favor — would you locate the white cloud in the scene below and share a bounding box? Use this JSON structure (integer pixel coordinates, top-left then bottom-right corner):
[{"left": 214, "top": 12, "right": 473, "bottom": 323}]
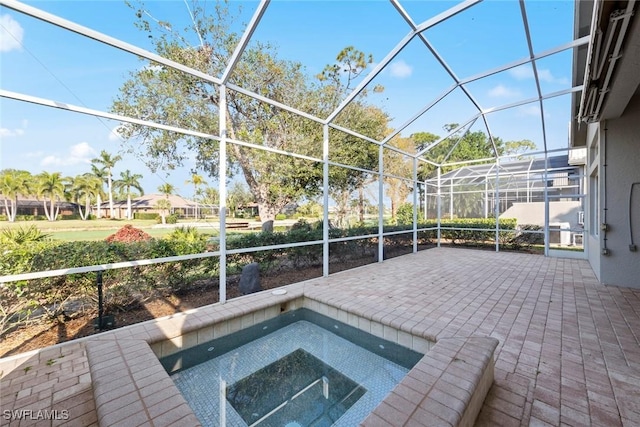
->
[
  {"left": 0, "top": 14, "right": 24, "bottom": 53},
  {"left": 40, "top": 142, "right": 97, "bottom": 167},
  {"left": 488, "top": 84, "right": 520, "bottom": 98},
  {"left": 25, "top": 150, "right": 45, "bottom": 158},
  {"left": 0, "top": 119, "right": 28, "bottom": 138},
  {"left": 0, "top": 127, "right": 24, "bottom": 137},
  {"left": 508, "top": 65, "right": 569, "bottom": 85},
  {"left": 517, "top": 105, "right": 541, "bottom": 117},
  {"left": 389, "top": 60, "right": 413, "bottom": 78},
  {"left": 537, "top": 69, "right": 569, "bottom": 85}
]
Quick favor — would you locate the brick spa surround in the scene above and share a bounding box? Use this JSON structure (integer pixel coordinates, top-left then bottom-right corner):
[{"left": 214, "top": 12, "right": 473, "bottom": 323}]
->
[{"left": 1, "top": 278, "right": 498, "bottom": 427}]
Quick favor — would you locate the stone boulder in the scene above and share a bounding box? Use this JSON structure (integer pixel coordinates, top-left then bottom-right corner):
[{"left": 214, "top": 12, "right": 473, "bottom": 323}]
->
[{"left": 239, "top": 262, "right": 262, "bottom": 295}]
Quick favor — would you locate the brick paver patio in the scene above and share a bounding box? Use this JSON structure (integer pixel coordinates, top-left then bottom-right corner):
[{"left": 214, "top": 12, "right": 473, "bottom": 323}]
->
[{"left": 1, "top": 247, "right": 639, "bottom": 426}]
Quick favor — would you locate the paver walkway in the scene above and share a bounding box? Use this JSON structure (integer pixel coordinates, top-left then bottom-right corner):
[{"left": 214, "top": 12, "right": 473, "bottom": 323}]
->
[{"left": 1, "top": 247, "right": 639, "bottom": 426}]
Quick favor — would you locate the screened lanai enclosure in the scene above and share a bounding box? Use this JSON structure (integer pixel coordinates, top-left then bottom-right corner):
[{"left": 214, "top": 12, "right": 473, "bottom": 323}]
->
[{"left": 1, "top": 0, "right": 589, "bottom": 310}]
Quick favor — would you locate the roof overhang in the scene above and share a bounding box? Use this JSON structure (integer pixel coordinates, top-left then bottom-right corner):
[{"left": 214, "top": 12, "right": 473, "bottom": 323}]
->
[{"left": 573, "top": 0, "right": 640, "bottom": 147}]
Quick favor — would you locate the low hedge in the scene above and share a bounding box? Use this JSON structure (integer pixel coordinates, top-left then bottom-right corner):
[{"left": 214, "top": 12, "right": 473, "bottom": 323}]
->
[{"left": 133, "top": 212, "right": 159, "bottom": 220}]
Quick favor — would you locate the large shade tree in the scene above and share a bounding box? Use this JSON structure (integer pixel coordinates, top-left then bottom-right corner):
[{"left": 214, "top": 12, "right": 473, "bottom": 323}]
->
[{"left": 111, "top": 2, "right": 388, "bottom": 229}]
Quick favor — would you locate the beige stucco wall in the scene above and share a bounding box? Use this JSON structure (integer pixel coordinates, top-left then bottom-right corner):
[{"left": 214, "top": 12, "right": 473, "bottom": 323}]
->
[{"left": 596, "top": 91, "right": 640, "bottom": 287}]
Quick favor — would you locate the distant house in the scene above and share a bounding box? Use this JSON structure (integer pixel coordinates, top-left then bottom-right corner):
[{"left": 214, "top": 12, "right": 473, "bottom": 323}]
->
[
  {"left": 100, "top": 194, "right": 216, "bottom": 219},
  {"left": 0, "top": 197, "right": 79, "bottom": 218}
]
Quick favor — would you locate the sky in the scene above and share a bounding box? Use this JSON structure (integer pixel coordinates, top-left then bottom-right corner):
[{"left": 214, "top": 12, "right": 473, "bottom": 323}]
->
[{"left": 0, "top": 0, "right": 577, "bottom": 199}]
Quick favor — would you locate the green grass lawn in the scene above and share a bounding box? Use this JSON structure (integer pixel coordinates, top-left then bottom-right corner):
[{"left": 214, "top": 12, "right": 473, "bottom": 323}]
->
[
  {"left": 0, "top": 218, "right": 232, "bottom": 242},
  {"left": 48, "top": 228, "right": 183, "bottom": 241},
  {"left": 0, "top": 219, "right": 159, "bottom": 231}
]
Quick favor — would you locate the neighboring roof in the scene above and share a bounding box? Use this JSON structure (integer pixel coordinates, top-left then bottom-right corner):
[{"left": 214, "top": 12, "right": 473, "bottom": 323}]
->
[
  {"left": 0, "top": 197, "right": 78, "bottom": 208},
  {"left": 107, "top": 194, "right": 196, "bottom": 209}
]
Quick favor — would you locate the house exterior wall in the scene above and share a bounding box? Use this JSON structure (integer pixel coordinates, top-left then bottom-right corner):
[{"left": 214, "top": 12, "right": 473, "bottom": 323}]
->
[{"left": 590, "top": 91, "right": 640, "bottom": 287}]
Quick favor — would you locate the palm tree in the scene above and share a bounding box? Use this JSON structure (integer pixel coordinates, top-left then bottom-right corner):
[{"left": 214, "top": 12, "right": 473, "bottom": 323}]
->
[
  {"left": 36, "top": 171, "right": 67, "bottom": 221},
  {"left": 90, "top": 164, "right": 107, "bottom": 218},
  {"left": 185, "top": 174, "right": 207, "bottom": 219},
  {"left": 158, "top": 183, "right": 175, "bottom": 199},
  {"left": 91, "top": 150, "right": 122, "bottom": 218},
  {"left": 68, "top": 175, "right": 91, "bottom": 220},
  {"left": 83, "top": 173, "right": 104, "bottom": 218},
  {"left": 68, "top": 174, "right": 104, "bottom": 220},
  {"left": 155, "top": 199, "right": 172, "bottom": 224},
  {"left": 0, "top": 170, "right": 31, "bottom": 222},
  {"left": 114, "top": 170, "right": 144, "bottom": 220}
]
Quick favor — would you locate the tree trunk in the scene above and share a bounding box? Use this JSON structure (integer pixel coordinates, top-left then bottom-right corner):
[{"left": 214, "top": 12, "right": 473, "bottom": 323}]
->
[
  {"left": 358, "top": 187, "right": 365, "bottom": 223},
  {"left": 52, "top": 199, "right": 59, "bottom": 221},
  {"left": 107, "top": 172, "right": 114, "bottom": 218},
  {"left": 5, "top": 199, "right": 15, "bottom": 222},
  {"left": 78, "top": 199, "right": 86, "bottom": 220},
  {"left": 83, "top": 197, "right": 90, "bottom": 220},
  {"left": 96, "top": 194, "right": 102, "bottom": 218},
  {"left": 229, "top": 143, "right": 289, "bottom": 227},
  {"left": 127, "top": 195, "right": 132, "bottom": 220},
  {"left": 257, "top": 201, "right": 279, "bottom": 232}
]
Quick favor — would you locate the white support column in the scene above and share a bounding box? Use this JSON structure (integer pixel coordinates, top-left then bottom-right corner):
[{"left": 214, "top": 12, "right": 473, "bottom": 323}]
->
[
  {"left": 449, "top": 180, "right": 454, "bottom": 220},
  {"left": 423, "top": 180, "right": 428, "bottom": 221},
  {"left": 378, "top": 145, "right": 384, "bottom": 262},
  {"left": 323, "top": 125, "right": 329, "bottom": 277},
  {"left": 437, "top": 166, "right": 442, "bottom": 247},
  {"left": 413, "top": 157, "right": 418, "bottom": 253},
  {"left": 544, "top": 154, "right": 550, "bottom": 256},
  {"left": 494, "top": 158, "right": 500, "bottom": 252},
  {"left": 218, "top": 85, "right": 228, "bottom": 303},
  {"left": 484, "top": 180, "right": 488, "bottom": 218}
]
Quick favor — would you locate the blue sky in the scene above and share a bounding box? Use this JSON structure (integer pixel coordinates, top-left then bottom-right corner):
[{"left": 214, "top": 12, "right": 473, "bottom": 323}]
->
[{"left": 0, "top": 0, "right": 576, "bottom": 198}]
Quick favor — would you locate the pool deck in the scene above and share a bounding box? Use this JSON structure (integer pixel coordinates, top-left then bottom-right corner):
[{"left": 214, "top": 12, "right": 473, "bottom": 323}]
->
[{"left": 1, "top": 247, "right": 639, "bottom": 426}]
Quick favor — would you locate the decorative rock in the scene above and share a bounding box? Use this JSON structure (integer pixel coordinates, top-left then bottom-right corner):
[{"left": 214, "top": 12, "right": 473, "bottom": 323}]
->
[
  {"left": 261, "top": 220, "right": 274, "bottom": 232},
  {"left": 239, "top": 262, "right": 261, "bottom": 295}
]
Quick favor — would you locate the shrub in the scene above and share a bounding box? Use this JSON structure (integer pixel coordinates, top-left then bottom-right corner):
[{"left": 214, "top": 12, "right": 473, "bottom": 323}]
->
[
  {"left": 156, "top": 213, "right": 179, "bottom": 224},
  {"left": 60, "top": 214, "right": 83, "bottom": 220},
  {"left": 275, "top": 214, "right": 287, "bottom": 220},
  {"left": 134, "top": 212, "right": 159, "bottom": 220},
  {"left": 0, "top": 215, "right": 7, "bottom": 221},
  {"left": 396, "top": 203, "right": 414, "bottom": 225},
  {"left": 0, "top": 237, "right": 218, "bottom": 330},
  {"left": 166, "top": 213, "right": 179, "bottom": 224},
  {"left": 14, "top": 215, "right": 47, "bottom": 221},
  {"left": 290, "top": 219, "right": 312, "bottom": 232},
  {"left": 0, "top": 225, "right": 51, "bottom": 246}
]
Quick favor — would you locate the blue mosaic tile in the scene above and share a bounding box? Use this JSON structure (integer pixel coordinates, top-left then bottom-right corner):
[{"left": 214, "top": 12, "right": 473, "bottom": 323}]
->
[{"left": 172, "top": 321, "right": 409, "bottom": 427}]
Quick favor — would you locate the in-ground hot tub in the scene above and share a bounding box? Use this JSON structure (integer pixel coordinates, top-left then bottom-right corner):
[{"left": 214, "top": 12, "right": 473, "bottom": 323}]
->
[{"left": 160, "top": 308, "right": 423, "bottom": 427}]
